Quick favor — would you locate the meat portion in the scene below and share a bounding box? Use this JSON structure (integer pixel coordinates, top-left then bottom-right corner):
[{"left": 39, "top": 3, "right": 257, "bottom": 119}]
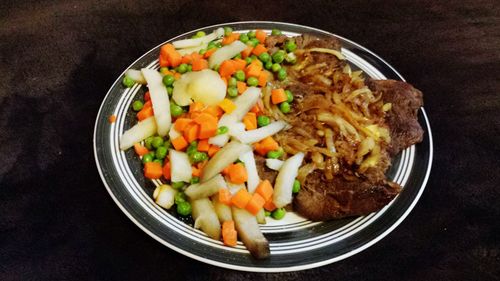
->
[
  {"left": 255, "top": 155, "right": 278, "bottom": 183},
  {"left": 294, "top": 171, "right": 401, "bottom": 221},
  {"left": 367, "top": 79, "right": 424, "bottom": 156}
]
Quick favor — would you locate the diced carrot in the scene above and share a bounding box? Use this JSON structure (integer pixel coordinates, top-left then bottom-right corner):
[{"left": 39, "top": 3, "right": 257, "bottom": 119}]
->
[
  {"left": 241, "top": 46, "right": 253, "bottom": 59},
  {"left": 255, "top": 29, "right": 267, "bottom": 44},
  {"left": 228, "top": 163, "right": 248, "bottom": 184},
  {"left": 208, "top": 145, "right": 220, "bottom": 157},
  {"left": 192, "top": 166, "right": 201, "bottom": 177},
  {"left": 197, "top": 139, "right": 210, "bottom": 152},
  {"left": 163, "top": 161, "right": 171, "bottom": 180},
  {"left": 271, "top": 88, "right": 288, "bottom": 104},
  {"left": 231, "top": 188, "right": 252, "bottom": 208},
  {"left": 263, "top": 199, "right": 277, "bottom": 211},
  {"left": 143, "top": 100, "right": 152, "bottom": 109},
  {"left": 108, "top": 115, "right": 116, "bottom": 123},
  {"left": 134, "top": 143, "right": 149, "bottom": 156},
  {"left": 260, "top": 136, "right": 279, "bottom": 152},
  {"left": 245, "top": 63, "right": 262, "bottom": 78},
  {"left": 144, "top": 91, "right": 151, "bottom": 101},
  {"left": 203, "top": 105, "right": 223, "bottom": 117},
  {"left": 194, "top": 113, "right": 218, "bottom": 139},
  {"left": 258, "top": 71, "right": 268, "bottom": 87},
  {"left": 197, "top": 160, "right": 207, "bottom": 170},
  {"left": 255, "top": 180, "right": 273, "bottom": 202},
  {"left": 236, "top": 81, "right": 247, "bottom": 94},
  {"left": 222, "top": 33, "right": 240, "bottom": 45},
  {"left": 246, "top": 193, "right": 265, "bottom": 215},
  {"left": 174, "top": 118, "right": 193, "bottom": 132},
  {"left": 183, "top": 123, "right": 200, "bottom": 143},
  {"left": 174, "top": 72, "right": 182, "bottom": 79},
  {"left": 218, "top": 99, "right": 236, "bottom": 113},
  {"left": 144, "top": 162, "right": 163, "bottom": 179},
  {"left": 190, "top": 52, "right": 202, "bottom": 61},
  {"left": 219, "top": 60, "right": 237, "bottom": 77},
  {"left": 189, "top": 102, "right": 204, "bottom": 113},
  {"left": 192, "top": 58, "right": 208, "bottom": 71},
  {"left": 160, "top": 68, "right": 173, "bottom": 75},
  {"left": 160, "top": 44, "right": 182, "bottom": 67},
  {"left": 252, "top": 44, "right": 267, "bottom": 56},
  {"left": 233, "top": 59, "right": 247, "bottom": 71},
  {"left": 190, "top": 111, "right": 201, "bottom": 120},
  {"left": 181, "top": 54, "right": 193, "bottom": 64},
  {"left": 253, "top": 142, "right": 267, "bottom": 156},
  {"left": 137, "top": 106, "right": 154, "bottom": 121},
  {"left": 222, "top": 165, "right": 231, "bottom": 176},
  {"left": 222, "top": 220, "right": 237, "bottom": 247},
  {"left": 172, "top": 136, "right": 188, "bottom": 151},
  {"left": 219, "top": 188, "right": 232, "bottom": 205},
  {"left": 159, "top": 55, "right": 169, "bottom": 67},
  {"left": 250, "top": 104, "right": 260, "bottom": 114},
  {"left": 242, "top": 112, "right": 257, "bottom": 130},
  {"left": 204, "top": 48, "right": 217, "bottom": 58}
]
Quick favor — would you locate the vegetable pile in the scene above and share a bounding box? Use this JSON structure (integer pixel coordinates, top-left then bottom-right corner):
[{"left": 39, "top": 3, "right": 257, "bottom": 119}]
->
[{"left": 118, "top": 27, "right": 302, "bottom": 259}]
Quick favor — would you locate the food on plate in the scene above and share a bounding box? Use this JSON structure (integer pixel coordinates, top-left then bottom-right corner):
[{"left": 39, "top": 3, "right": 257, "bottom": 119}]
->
[{"left": 118, "top": 26, "right": 424, "bottom": 259}]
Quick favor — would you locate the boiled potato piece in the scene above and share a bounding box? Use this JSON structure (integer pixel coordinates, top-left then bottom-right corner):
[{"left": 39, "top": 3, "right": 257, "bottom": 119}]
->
[
  {"left": 191, "top": 198, "right": 221, "bottom": 240},
  {"left": 232, "top": 207, "right": 270, "bottom": 259}
]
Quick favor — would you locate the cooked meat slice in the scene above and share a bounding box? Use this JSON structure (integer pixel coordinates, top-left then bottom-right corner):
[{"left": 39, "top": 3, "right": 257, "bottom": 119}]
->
[
  {"left": 265, "top": 35, "right": 287, "bottom": 49},
  {"left": 294, "top": 171, "right": 401, "bottom": 221},
  {"left": 295, "top": 34, "right": 341, "bottom": 50},
  {"left": 255, "top": 155, "right": 278, "bottom": 183},
  {"left": 367, "top": 79, "right": 424, "bottom": 156}
]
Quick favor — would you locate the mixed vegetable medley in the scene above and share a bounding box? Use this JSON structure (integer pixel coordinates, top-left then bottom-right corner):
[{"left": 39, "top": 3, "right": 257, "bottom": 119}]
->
[{"left": 118, "top": 27, "right": 304, "bottom": 259}]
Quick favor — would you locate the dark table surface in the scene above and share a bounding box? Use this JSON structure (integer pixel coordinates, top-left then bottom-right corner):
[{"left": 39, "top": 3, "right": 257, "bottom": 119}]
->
[{"left": 1, "top": 0, "right": 499, "bottom": 280}]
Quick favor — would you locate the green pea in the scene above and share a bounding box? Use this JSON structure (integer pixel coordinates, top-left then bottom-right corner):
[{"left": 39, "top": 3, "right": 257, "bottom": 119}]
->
[
  {"left": 292, "top": 179, "right": 301, "bottom": 193},
  {"left": 199, "top": 48, "right": 207, "bottom": 55},
  {"left": 228, "top": 77, "right": 237, "bottom": 87},
  {"left": 264, "top": 61, "right": 273, "bottom": 70},
  {"left": 195, "top": 31, "right": 206, "bottom": 37},
  {"left": 190, "top": 151, "right": 207, "bottom": 163},
  {"left": 187, "top": 64, "right": 192, "bottom": 72},
  {"left": 190, "top": 177, "right": 200, "bottom": 184},
  {"left": 166, "top": 86, "right": 173, "bottom": 96},
  {"left": 171, "top": 181, "right": 186, "bottom": 190},
  {"left": 249, "top": 38, "right": 260, "bottom": 47},
  {"left": 163, "top": 140, "right": 171, "bottom": 150},
  {"left": 215, "top": 42, "right": 222, "bottom": 48},
  {"left": 174, "top": 192, "right": 187, "bottom": 204},
  {"left": 162, "top": 75, "right": 175, "bottom": 86},
  {"left": 247, "top": 30, "right": 256, "bottom": 38},
  {"left": 207, "top": 41, "right": 217, "bottom": 50},
  {"left": 259, "top": 52, "right": 271, "bottom": 62},
  {"left": 233, "top": 53, "right": 242, "bottom": 59},
  {"left": 152, "top": 136, "right": 164, "bottom": 149},
  {"left": 155, "top": 146, "right": 168, "bottom": 159},
  {"left": 153, "top": 159, "right": 163, "bottom": 165},
  {"left": 247, "top": 77, "right": 258, "bottom": 87},
  {"left": 271, "top": 208, "right": 286, "bottom": 220},
  {"left": 266, "top": 149, "right": 284, "bottom": 159},
  {"left": 144, "top": 136, "right": 154, "bottom": 150},
  {"left": 271, "top": 63, "right": 281, "bottom": 72},
  {"left": 279, "top": 101, "right": 291, "bottom": 113},
  {"left": 217, "top": 126, "right": 229, "bottom": 135},
  {"left": 277, "top": 68, "right": 287, "bottom": 81},
  {"left": 224, "top": 26, "right": 233, "bottom": 36},
  {"left": 271, "top": 29, "right": 282, "bottom": 36},
  {"left": 177, "top": 63, "right": 188, "bottom": 74},
  {"left": 213, "top": 64, "right": 220, "bottom": 72},
  {"left": 132, "top": 100, "right": 144, "bottom": 111},
  {"left": 257, "top": 115, "right": 270, "bottom": 127},
  {"left": 142, "top": 153, "right": 153, "bottom": 164},
  {"left": 239, "top": 33, "right": 249, "bottom": 43},
  {"left": 234, "top": 70, "right": 246, "bottom": 81},
  {"left": 264, "top": 211, "right": 271, "bottom": 217},
  {"left": 177, "top": 201, "right": 192, "bottom": 216},
  {"left": 285, "top": 40, "right": 297, "bottom": 52},
  {"left": 147, "top": 151, "right": 155, "bottom": 158},
  {"left": 186, "top": 141, "right": 198, "bottom": 156},
  {"left": 272, "top": 50, "right": 285, "bottom": 63},
  {"left": 245, "top": 57, "right": 253, "bottom": 65},
  {"left": 170, "top": 103, "right": 183, "bottom": 117},
  {"left": 122, "top": 76, "right": 135, "bottom": 88},
  {"left": 159, "top": 67, "right": 169, "bottom": 74},
  {"left": 285, "top": 90, "right": 294, "bottom": 103},
  {"left": 227, "top": 86, "right": 238, "bottom": 97}
]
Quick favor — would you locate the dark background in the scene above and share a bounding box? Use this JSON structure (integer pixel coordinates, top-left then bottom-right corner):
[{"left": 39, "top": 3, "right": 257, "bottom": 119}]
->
[{"left": 1, "top": 0, "right": 499, "bottom": 280}]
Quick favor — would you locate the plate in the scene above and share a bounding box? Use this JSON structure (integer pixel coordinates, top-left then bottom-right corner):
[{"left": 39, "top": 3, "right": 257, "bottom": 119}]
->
[{"left": 93, "top": 21, "right": 433, "bottom": 272}]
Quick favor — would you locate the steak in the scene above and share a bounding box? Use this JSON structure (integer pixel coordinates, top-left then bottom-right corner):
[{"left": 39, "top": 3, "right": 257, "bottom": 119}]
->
[{"left": 293, "top": 80, "right": 424, "bottom": 221}]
